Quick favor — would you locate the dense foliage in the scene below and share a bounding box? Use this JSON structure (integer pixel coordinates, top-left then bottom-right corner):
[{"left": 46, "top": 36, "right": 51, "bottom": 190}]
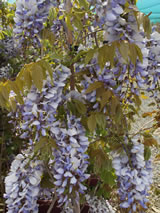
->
[{"left": 0, "top": 0, "right": 160, "bottom": 213}]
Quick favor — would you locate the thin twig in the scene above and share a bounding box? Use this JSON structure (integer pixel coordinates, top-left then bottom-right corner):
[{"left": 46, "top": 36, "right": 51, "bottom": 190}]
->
[
  {"left": 94, "top": 32, "right": 99, "bottom": 47},
  {"left": 80, "top": 29, "right": 103, "bottom": 43},
  {"left": 45, "top": 164, "right": 58, "bottom": 213},
  {"left": 72, "top": 195, "right": 80, "bottom": 213},
  {"left": 132, "top": 118, "right": 155, "bottom": 136},
  {"left": 47, "top": 194, "right": 57, "bottom": 213}
]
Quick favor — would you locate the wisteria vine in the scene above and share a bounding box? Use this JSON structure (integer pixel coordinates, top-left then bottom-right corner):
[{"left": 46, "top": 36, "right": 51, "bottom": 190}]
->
[{"left": 3, "top": 0, "right": 160, "bottom": 213}]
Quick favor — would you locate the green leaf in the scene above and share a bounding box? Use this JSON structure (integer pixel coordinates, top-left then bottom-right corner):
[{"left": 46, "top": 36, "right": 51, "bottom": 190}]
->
[
  {"left": 79, "top": 0, "right": 89, "bottom": 10},
  {"left": 23, "top": 69, "right": 32, "bottom": 90},
  {"left": 87, "top": 114, "right": 96, "bottom": 132},
  {"left": 31, "top": 64, "right": 44, "bottom": 91},
  {"left": 100, "top": 90, "right": 112, "bottom": 110},
  {"left": 16, "top": 78, "right": 24, "bottom": 93},
  {"left": 100, "top": 170, "right": 116, "bottom": 186},
  {"left": 34, "top": 137, "right": 47, "bottom": 153},
  {"left": 85, "top": 81, "right": 103, "bottom": 94},
  {"left": 115, "top": 103, "right": 123, "bottom": 123},
  {"left": 65, "top": 14, "right": 74, "bottom": 31},
  {"left": 110, "top": 96, "right": 119, "bottom": 116},
  {"left": 42, "top": 29, "right": 55, "bottom": 45},
  {"left": 41, "top": 172, "right": 54, "bottom": 188},
  {"left": 73, "top": 16, "right": 83, "bottom": 30},
  {"left": 135, "top": 44, "right": 143, "bottom": 63},
  {"left": 97, "top": 184, "right": 111, "bottom": 199},
  {"left": 74, "top": 99, "right": 87, "bottom": 115},
  {"left": 109, "top": 43, "right": 116, "bottom": 67},
  {"left": 98, "top": 45, "right": 109, "bottom": 69},
  {"left": 67, "top": 101, "right": 77, "bottom": 115},
  {"left": 144, "top": 146, "right": 151, "bottom": 161},
  {"left": 95, "top": 113, "right": 106, "bottom": 129},
  {"left": 129, "top": 43, "right": 137, "bottom": 65},
  {"left": 0, "top": 93, "right": 7, "bottom": 108},
  {"left": 85, "top": 48, "right": 97, "bottom": 65},
  {"left": 143, "top": 15, "right": 151, "bottom": 39},
  {"left": 41, "top": 60, "right": 53, "bottom": 83},
  {"left": 48, "top": 138, "right": 57, "bottom": 148},
  {"left": 0, "top": 84, "right": 9, "bottom": 101},
  {"left": 118, "top": 42, "right": 129, "bottom": 62}
]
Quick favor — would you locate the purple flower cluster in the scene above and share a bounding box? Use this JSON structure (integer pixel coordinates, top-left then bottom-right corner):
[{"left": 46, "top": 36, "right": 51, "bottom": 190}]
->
[
  {"left": 8, "top": 64, "right": 90, "bottom": 207},
  {"left": 78, "top": 1, "right": 158, "bottom": 103},
  {"left": 145, "top": 29, "right": 160, "bottom": 96},
  {"left": 4, "top": 149, "right": 44, "bottom": 213},
  {"left": 8, "top": 65, "right": 71, "bottom": 144},
  {"left": 14, "top": 0, "right": 53, "bottom": 48},
  {"left": 52, "top": 115, "right": 90, "bottom": 206},
  {"left": 112, "top": 137, "right": 153, "bottom": 212}
]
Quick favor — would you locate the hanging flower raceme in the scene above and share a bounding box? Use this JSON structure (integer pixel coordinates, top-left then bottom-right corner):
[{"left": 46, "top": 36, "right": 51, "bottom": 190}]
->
[
  {"left": 52, "top": 115, "right": 90, "bottom": 207},
  {"left": 144, "top": 29, "right": 160, "bottom": 97},
  {"left": 81, "top": 0, "right": 153, "bottom": 102},
  {"left": 8, "top": 65, "right": 71, "bottom": 144},
  {"left": 13, "top": 0, "right": 53, "bottom": 48},
  {"left": 4, "top": 149, "right": 44, "bottom": 213},
  {"left": 112, "top": 137, "right": 153, "bottom": 212}
]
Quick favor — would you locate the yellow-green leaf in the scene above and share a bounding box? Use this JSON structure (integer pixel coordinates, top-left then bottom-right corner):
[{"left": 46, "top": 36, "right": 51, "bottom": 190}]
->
[
  {"left": 79, "top": 0, "right": 89, "bottom": 10},
  {"left": 73, "top": 16, "right": 83, "bottom": 30},
  {"left": 74, "top": 99, "right": 87, "bottom": 115},
  {"left": 95, "top": 113, "right": 106, "bottom": 129},
  {"left": 98, "top": 46, "right": 109, "bottom": 69},
  {"left": 23, "top": 69, "right": 32, "bottom": 89},
  {"left": 85, "top": 48, "right": 97, "bottom": 65},
  {"left": 31, "top": 64, "right": 44, "bottom": 91},
  {"left": 135, "top": 44, "right": 143, "bottom": 63},
  {"left": 87, "top": 114, "right": 96, "bottom": 132},
  {"left": 129, "top": 43, "right": 137, "bottom": 65},
  {"left": 118, "top": 42, "right": 129, "bottom": 62},
  {"left": 100, "top": 90, "right": 113, "bottom": 111},
  {"left": 85, "top": 82, "right": 103, "bottom": 94}
]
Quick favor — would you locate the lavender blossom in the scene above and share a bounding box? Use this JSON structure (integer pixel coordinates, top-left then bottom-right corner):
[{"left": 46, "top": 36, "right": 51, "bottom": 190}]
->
[
  {"left": 112, "top": 137, "right": 153, "bottom": 212},
  {"left": 8, "top": 65, "right": 71, "bottom": 143},
  {"left": 14, "top": 0, "right": 53, "bottom": 48},
  {"left": 52, "top": 115, "right": 90, "bottom": 207},
  {"left": 4, "top": 149, "right": 44, "bottom": 213}
]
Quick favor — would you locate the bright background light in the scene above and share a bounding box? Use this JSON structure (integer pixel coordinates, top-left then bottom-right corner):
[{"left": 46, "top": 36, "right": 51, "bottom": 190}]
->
[
  {"left": 8, "top": 0, "right": 16, "bottom": 3},
  {"left": 137, "top": 0, "right": 160, "bottom": 23}
]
